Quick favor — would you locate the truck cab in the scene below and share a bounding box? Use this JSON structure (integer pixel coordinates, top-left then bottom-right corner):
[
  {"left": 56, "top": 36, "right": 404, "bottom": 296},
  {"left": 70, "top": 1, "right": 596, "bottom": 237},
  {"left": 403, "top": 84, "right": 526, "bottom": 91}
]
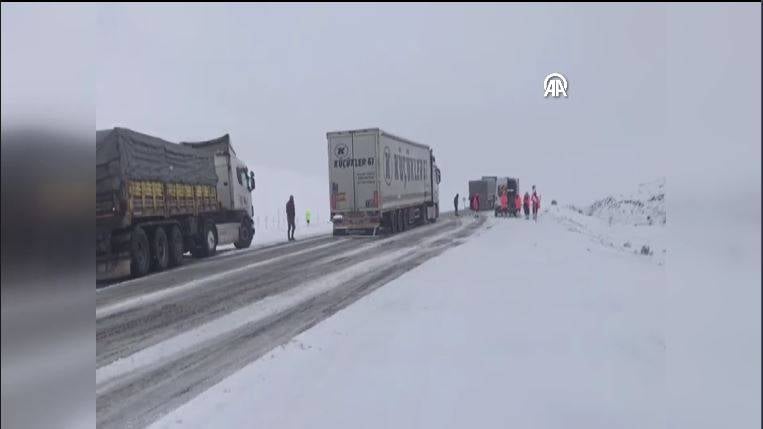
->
[{"left": 181, "top": 136, "right": 254, "bottom": 217}]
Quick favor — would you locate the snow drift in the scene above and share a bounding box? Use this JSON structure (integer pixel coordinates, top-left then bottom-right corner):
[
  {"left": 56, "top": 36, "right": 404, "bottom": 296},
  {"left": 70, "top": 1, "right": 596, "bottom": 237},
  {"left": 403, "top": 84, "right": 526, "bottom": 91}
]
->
[{"left": 574, "top": 178, "right": 666, "bottom": 226}]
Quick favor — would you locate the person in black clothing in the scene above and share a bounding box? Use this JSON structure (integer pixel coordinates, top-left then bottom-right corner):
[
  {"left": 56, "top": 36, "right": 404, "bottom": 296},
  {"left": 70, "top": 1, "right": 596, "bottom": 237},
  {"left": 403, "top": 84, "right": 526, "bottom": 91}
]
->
[
  {"left": 286, "top": 195, "right": 296, "bottom": 241},
  {"left": 454, "top": 193, "right": 459, "bottom": 217}
]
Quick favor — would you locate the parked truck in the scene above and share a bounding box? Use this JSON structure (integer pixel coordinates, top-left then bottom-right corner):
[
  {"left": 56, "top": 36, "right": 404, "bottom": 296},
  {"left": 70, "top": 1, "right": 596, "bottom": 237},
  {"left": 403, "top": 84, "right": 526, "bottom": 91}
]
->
[
  {"left": 494, "top": 177, "right": 520, "bottom": 217},
  {"left": 481, "top": 176, "right": 498, "bottom": 210},
  {"left": 327, "top": 128, "right": 441, "bottom": 235},
  {"left": 96, "top": 128, "right": 255, "bottom": 280},
  {"left": 469, "top": 179, "right": 491, "bottom": 211}
]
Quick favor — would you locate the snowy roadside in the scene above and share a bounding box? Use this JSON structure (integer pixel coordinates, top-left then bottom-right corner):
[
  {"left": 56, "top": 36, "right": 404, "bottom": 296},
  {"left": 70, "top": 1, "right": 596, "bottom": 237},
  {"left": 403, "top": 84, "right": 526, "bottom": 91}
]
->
[
  {"left": 546, "top": 205, "right": 667, "bottom": 266},
  {"left": 151, "top": 212, "right": 667, "bottom": 429},
  {"left": 217, "top": 221, "right": 333, "bottom": 252}
]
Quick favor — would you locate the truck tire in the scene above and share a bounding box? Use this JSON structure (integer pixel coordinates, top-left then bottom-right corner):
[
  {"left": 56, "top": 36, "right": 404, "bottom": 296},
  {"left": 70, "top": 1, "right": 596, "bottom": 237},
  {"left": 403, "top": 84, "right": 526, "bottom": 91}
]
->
[
  {"left": 150, "top": 227, "right": 169, "bottom": 271},
  {"left": 167, "top": 225, "right": 184, "bottom": 267},
  {"left": 234, "top": 219, "right": 253, "bottom": 249},
  {"left": 192, "top": 220, "right": 217, "bottom": 258},
  {"left": 130, "top": 226, "right": 150, "bottom": 278}
]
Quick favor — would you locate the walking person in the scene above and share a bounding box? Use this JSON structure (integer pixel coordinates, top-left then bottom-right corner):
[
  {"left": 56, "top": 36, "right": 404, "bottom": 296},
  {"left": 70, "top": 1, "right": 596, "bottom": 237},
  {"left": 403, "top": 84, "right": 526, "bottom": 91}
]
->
[
  {"left": 286, "top": 195, "right": 296, "bottom": 241},
  {"left": 454, "top": 193, "right": 459, "bottom": 217},
  {"left": 523, "top": 192, "right": 531, "bottom": 220},
  {"left": 531, "top": 185, "right": 541, "bottom": 221}
]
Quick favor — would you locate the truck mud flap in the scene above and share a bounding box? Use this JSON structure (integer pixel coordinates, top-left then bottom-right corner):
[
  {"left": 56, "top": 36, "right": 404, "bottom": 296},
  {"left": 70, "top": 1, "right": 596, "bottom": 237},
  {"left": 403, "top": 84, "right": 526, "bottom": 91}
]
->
[{"left": 96, "top": 253, "right": 131, "bottom": 282}]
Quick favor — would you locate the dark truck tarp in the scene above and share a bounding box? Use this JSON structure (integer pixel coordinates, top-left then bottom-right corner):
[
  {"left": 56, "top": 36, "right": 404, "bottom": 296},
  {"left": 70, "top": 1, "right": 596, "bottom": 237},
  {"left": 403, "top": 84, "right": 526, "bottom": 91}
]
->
[
  {"left": 180, "top": 134, "right": 235, "bottom": 156},
  {"left": 96, "top": 128, "right": 219, "bottom": 193}
]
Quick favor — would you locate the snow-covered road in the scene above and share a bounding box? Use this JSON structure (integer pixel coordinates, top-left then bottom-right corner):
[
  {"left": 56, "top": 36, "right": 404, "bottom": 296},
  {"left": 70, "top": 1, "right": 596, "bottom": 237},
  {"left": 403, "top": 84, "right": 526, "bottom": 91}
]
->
[
  {"left": 96, "top": 213, "right": 484, "bottom": 428},
  {"left": 150, "top": 208, "right": 667, "bottom": 429}
]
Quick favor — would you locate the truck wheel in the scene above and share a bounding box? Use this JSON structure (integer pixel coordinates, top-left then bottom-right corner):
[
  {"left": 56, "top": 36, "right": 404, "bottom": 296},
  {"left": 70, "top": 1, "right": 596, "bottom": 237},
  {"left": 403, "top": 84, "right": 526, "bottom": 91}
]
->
[
  {"left": 192, "top": 220, "right": 217, "bottom": 257},
  {"left": 167, "top": 225, "right": 184, "bottom": 267},
  {"left": 201, "top": 221, "right": 218, "bottom": 257},
  {"left": 150, "top": 227, "right": 170, "bottom": 271},
  {"left": 234, "top": 219, "right": 253, "bottom": 249},
  {"left": 130, "top": 226, "right": 150, "bottom": 278}
]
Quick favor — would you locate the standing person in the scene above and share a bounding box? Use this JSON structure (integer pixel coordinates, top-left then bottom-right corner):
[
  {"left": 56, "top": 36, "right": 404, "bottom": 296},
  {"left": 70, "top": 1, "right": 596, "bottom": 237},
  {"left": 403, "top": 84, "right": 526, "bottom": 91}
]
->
[
  {"left": 475, "top": 193, "right": 481, "bottom": 214},
  {"left": 514, "top": 193, "right": 522, "bottom": 218},
  {"left": 523, "top": 192, "right": 531, "bottom": 220},
  {"left": 531, "top": 186, "right": 541, "bottom": 221},
  {"left": 454, "top": 193, "right": 459, "bottom": 217},
  {"left": 500, "top": 191, "right": 509, "bottom": 217},
  {"left": 305, "top": 209, "right": 311, "bottom": 227},
  {"left": 286, "top": 195, "right": 296, "bottom": 241}
]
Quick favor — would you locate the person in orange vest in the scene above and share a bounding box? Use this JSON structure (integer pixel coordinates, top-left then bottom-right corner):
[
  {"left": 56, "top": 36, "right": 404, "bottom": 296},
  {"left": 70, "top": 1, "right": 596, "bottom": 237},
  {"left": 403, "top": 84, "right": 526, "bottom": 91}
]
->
[
  {"left": 522, "top": 192, "right": 531, "bottom": 220},
  {"left": 531, "top": 185, "right": 541, "bottom": 221},
  {"left": 514, "top": 193, "right": 522, "bottom": 217},
  {"left": 499, "top": 191, "right": 509, "bottom": 217}
]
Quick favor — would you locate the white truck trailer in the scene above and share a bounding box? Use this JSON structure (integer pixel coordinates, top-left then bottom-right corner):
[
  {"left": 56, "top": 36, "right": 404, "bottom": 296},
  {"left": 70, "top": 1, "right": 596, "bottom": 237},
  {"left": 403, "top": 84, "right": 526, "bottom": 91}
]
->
[{"left": 327, "top": 128, "right": 441, "bottom": 235}]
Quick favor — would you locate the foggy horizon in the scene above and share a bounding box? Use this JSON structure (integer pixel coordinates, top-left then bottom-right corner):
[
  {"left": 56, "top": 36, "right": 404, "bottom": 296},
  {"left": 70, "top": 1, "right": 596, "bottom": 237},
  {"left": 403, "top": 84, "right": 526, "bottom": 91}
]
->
[{"left": 94, "top": 4, "right": 759, "bottom": 207}]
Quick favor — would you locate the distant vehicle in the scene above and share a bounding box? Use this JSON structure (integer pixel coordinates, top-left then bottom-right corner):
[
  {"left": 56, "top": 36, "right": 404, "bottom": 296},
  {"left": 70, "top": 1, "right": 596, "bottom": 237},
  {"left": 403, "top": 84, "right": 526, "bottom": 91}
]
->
[
  {"left": 494, "top": 177, "right": 520, "bottom": 217},
  {"left": 327, "top": 128, "right": 440, "bottom": 235},
  {"left": 468, "top": 180, "right": 488, "bottom": 211},
  {"left": 481, "top": 176, "right": 498, "bottom": 210},
  {"left": 96, "top": 128, "right": 255, "bottom": 280}
]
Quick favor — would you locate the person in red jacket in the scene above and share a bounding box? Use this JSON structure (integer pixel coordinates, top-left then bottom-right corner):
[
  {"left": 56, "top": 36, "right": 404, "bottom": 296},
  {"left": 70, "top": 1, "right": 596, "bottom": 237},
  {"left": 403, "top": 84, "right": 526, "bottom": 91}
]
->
[
  {"left": 531, "top": 185, "right": 541, "bottom": 221},
  {"left": 514, "top": 193, "right": 522, "bottom": 217},
  {"left": 499, "top": 191, "right": 508, "bottom": 217},
  {"left": 522, "top": 192, "right": 531, "bottom": 219},
  {"left": 475, "top": 193, "right": 481, "bottom": 214}
]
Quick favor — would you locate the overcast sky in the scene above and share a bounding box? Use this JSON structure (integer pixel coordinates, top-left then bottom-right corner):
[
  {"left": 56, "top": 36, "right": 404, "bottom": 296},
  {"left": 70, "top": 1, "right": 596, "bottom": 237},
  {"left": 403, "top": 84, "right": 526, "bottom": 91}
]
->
[{"left": 95, "top": 4, "right": 760, "bottom": 206}]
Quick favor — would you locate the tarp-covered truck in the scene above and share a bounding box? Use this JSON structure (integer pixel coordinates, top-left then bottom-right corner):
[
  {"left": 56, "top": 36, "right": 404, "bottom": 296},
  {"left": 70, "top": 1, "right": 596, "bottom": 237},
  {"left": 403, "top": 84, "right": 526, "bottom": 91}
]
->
[
  {"left": 96, "top": 128, "right": 255, "bottom": 280},
  {"left": 327, "top": 128, "right": 441, "bottom": 235}
]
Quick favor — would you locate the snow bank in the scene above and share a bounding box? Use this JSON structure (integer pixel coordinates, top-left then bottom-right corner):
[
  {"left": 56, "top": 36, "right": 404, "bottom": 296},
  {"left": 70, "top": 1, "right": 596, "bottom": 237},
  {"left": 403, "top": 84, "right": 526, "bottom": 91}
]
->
[
  {"left": 249, "top": 164, "right": 329, "bottom": 231},
  {"left": 546, "top": 204, "right": 667, "bottom": 266},
  {"left": 572, "top": 178, "right": 666, "bottom": 226}
]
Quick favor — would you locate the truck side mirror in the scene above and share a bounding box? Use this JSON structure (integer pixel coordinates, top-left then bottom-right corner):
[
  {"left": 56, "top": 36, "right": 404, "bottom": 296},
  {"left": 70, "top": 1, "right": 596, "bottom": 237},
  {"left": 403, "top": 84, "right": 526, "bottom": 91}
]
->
[{"left": 249, "top": 171, "right": 256, "bottom": 191}]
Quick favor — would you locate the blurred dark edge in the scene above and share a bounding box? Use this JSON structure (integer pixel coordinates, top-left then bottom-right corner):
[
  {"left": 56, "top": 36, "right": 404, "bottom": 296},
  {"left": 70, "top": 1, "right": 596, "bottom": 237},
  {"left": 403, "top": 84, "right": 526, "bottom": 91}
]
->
[
  {"left": 2, "top": 3, "right": 96, "bottom": 428},
  {"left": 1, "top": 129, "right": 95, "bottom": 429}
]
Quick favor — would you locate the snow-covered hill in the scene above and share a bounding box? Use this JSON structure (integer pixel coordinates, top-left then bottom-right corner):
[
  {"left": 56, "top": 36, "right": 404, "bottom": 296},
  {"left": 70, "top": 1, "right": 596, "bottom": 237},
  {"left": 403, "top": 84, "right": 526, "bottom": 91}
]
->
[
  {"left": 548, "top": 179, "right": 667, "bottom": 264},
  {"left": 573, "top": 178, "right": 666, "bottom": 226}
]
